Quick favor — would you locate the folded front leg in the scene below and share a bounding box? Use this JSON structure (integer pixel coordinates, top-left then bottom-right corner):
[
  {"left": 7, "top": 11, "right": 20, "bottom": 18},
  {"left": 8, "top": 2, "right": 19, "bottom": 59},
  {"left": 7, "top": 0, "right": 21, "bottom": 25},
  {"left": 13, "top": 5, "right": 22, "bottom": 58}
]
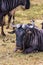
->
[
  {"left": 23, "top": 46, "right": 38, "bottom": 54},
  {"left": 23, "top": 47, "right": 34, "bottom": 54}
]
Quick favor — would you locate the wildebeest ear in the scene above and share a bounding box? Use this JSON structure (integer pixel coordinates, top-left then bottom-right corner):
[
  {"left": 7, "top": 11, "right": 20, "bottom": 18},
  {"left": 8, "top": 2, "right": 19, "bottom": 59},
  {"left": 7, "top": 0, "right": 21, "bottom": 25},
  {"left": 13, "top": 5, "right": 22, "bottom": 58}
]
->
[{"left": 8, "top": 30, "right": 16, "bottom": 34}]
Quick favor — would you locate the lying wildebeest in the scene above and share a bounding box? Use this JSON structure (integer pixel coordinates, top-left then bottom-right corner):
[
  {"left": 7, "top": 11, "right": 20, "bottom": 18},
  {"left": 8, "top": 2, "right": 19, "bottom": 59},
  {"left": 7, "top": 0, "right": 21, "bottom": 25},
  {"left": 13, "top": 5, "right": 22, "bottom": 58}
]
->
[
  {"left": 10, "top": 23, "right": 43, "bottom": 54},
  {"left": 0, "top": 0, "right": 30, "bottom": 36}
]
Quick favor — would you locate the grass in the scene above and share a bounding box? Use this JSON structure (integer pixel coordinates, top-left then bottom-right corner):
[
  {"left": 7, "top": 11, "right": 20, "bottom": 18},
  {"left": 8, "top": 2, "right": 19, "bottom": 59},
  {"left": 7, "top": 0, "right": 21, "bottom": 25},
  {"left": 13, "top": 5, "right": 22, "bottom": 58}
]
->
[
  {"left": 0, "top": 24, "right": 43, "bottom": 65},
  {"left": 15, "top": 4, "right": 43, "bottom": 21},
  {"left": 0, "top": 40, "right": 43, "bottom": 65}
]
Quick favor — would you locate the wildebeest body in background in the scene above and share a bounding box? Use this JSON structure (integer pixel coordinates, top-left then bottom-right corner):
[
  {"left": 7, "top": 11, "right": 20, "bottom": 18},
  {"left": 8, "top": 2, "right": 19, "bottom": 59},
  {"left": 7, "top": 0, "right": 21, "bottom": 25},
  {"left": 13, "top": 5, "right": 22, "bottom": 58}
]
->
[
  {"left": 10, "top": 24, "right": 43, "bottom": 54},
  {"left": 0, "top": 0, "right": 30, "bottom": 36},
  {"left": 41, "top": 22, "right": 43, "bottom": 29}
]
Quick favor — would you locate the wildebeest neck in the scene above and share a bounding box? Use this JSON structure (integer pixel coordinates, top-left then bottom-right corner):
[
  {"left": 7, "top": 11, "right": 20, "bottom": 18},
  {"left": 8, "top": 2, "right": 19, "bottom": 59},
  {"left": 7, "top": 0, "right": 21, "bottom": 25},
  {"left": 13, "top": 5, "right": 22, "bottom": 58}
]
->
[{"left": 1, "top": 0, "right": 30, "bottom": 12}]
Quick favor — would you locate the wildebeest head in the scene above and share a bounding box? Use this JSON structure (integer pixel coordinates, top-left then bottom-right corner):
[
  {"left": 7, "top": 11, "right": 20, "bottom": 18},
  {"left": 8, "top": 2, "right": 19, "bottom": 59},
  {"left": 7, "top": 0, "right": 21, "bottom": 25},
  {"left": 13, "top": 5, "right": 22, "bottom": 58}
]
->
[
  {"left": 19, "top": 0, "right": 30, "bottom": 9},
  {"left": 10, "top": 24, "right": 34, "bottom": 51},
  {"left": 10, "top": 24, "right": 43, "bottom": 53}
]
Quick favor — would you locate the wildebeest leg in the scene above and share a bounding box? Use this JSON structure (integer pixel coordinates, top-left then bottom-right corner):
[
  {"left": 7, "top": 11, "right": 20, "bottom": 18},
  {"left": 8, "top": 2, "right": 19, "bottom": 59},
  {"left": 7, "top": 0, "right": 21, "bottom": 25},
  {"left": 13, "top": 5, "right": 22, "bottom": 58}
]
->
[
  {"left": 1, "top": 21, "right": 6, "bottom": 36},
  {"left": 12, "top": 15, "right": 15, "bottom": 30},
  {"left": 14, "top": 47, "right": 18, "bottom": 52},
  {"left": 10, "top": 9, "right": 15, "bottom": 30},
  {"left": 1, "top": 17, "right": 6, "bottom": 36},
  {"left": 23, "top": 47, "right": 34, "bottom": 54},
  {"left": 23, "top": 45, "right": 38, "bottom": 54},
  {"left": 6, "top": 9, "right": 15, "bottom": 29},
  {"left": 6, "top": 13, "right": 12, "bottom": 29},
  {"left": 1, "top": 25, "right": 6, "bottom": 36}
]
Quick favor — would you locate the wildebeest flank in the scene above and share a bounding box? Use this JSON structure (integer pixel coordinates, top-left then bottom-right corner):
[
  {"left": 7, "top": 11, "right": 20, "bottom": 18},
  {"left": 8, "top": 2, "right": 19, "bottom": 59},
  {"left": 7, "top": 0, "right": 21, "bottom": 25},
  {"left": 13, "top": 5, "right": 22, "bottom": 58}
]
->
[
  {"left": 10, "top": 24, "right": 43, "bottom": 54},
  {"left": 0, "top": 0, "right": 30, "bottom": 36}
]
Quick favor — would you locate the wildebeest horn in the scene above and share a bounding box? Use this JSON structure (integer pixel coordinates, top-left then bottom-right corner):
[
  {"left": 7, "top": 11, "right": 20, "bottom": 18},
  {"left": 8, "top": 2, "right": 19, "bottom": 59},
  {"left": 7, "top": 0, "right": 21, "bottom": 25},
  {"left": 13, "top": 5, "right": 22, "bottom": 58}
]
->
[
  {"left": 22, "top": 24, "right": 34, "bottom": 29},
  {"left": 29, "top": 25, "right": 34, "bottom": 28},
  {"left": 22, "top": 24, "right": 26, "bottom": 29},
  {"left": 26, "top": 25, "right": 34, "bottom": 28}
]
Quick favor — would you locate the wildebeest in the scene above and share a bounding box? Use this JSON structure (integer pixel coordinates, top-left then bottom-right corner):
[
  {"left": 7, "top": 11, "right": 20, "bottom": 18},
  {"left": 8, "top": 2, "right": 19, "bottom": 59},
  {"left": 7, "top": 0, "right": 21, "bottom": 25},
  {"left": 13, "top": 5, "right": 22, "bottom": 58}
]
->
[
  {"left": 10, "top": 23, "right": 43, "bottom": 54},
  {"left": 0, "top": 0, "right": 30, "bottom": 36},
  {"left": 41, "top": 22, "right": 43, "bottom": 29}
]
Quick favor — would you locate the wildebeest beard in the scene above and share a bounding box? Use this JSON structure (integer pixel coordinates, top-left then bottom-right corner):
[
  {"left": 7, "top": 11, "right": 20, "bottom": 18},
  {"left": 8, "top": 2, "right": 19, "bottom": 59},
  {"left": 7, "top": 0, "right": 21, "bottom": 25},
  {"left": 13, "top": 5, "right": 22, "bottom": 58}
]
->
[
  {"left": 22, "top": 28, "right": 40, "bottom": 52},
  {"left": 23, "top": 30, "right": 34, "bottom": 49}
]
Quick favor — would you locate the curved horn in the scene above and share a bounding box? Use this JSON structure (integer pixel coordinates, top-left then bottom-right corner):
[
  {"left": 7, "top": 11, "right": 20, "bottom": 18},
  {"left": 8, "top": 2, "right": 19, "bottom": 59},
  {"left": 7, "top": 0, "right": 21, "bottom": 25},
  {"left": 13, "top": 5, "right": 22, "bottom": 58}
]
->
[
  {"left": 22, "top": 24, "right": 34, "bottom": 29},
  {"left": 29, "top": 25, "right": 34, "bottom": 28},
  {"left": 16, "top": 24, "right": 22, "bottom": 28},
  {"left": 22, "top": 24, "right": 26, "bottom": 29}
]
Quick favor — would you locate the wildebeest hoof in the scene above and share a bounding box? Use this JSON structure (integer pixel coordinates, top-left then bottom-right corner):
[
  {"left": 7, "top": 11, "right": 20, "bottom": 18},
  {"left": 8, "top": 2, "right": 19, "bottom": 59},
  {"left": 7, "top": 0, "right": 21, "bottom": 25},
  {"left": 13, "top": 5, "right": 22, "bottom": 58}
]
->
[
  {"left": 23, "top": 50, "right": 29, "bottom": 54},
  {"left": 6, "top": 26, "right": 9, "bottom": 29},
  {"left": 14, "top": 48, "right": 18, "bottom": 52}
]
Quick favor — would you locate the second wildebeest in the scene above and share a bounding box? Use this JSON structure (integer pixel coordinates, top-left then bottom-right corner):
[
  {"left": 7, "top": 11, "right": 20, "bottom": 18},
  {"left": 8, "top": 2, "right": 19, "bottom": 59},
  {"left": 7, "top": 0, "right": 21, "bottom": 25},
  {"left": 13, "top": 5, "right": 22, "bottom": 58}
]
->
[
  {"left": 41, "top": 22, "right": 43, "bottom": 29},
  {"left": 10, "top": 23, "right": 43, "bottom": 54},
  {"left": 0, "top": 0, "right": 30, "bottom": 36}
]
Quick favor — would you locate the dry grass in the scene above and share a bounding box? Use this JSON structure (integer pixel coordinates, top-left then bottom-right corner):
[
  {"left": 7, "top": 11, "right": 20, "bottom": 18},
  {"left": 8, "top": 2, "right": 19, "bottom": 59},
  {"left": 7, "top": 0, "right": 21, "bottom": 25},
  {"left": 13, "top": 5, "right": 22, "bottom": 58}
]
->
[
  {"left": 0, "top": 0, "right": 43, "bottom": 65},
  {"left": 0, "top": 28, "right": 43, "bottom": 65},
  {"left": 0, "top": 26, "right": 43, "bottom": 65}
]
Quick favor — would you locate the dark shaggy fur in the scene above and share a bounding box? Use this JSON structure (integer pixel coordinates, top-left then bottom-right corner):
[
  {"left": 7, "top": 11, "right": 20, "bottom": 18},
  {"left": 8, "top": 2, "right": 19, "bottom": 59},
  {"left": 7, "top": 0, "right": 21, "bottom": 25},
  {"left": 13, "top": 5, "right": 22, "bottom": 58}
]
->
[
  {"left": 22, "top": 27, "right": 43, "bottom": 53},
  {"left": 0, "top": 0, "right": 30, "bottom": 36}
]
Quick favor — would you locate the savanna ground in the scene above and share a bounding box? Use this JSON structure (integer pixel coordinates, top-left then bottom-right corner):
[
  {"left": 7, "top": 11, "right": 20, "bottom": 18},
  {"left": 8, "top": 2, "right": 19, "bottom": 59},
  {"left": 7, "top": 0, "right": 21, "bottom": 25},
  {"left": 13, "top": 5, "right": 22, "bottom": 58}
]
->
[{"left": 0, "top": 0, "right": 43, "bottom": 65}]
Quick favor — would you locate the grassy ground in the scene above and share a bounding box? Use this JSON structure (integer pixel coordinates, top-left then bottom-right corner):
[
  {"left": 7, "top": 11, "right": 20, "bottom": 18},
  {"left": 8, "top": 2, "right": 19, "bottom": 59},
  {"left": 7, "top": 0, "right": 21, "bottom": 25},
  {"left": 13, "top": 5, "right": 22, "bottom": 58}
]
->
[
  {"left": 0, "top": 29, "right": 43, "bottom": 65},
  {"left": 0, "top": 0, "right": 43, "bottom": 65},
  {"left": 15, "top": 4, "right": 43, "bottom": 20},
  {"left": 15, "top": 0, "right": 43, "bottom": 21},
  {"left": 0, "top": 31, "right": 43, "bottom": 65}
]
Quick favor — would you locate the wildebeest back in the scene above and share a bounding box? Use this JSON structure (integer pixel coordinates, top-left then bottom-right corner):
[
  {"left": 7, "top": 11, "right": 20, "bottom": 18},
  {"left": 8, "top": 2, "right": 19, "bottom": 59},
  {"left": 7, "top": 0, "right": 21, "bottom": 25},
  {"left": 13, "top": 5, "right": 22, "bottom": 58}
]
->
[{"left": 1, "top": 0, "right": 16, "bottom": 12}]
